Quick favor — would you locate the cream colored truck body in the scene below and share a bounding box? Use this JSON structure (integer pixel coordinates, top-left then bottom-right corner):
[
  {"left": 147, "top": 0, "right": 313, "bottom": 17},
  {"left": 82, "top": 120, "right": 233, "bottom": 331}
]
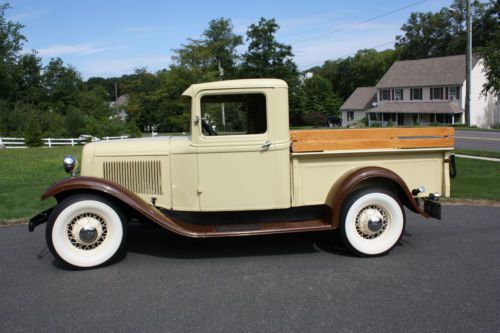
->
[{"left": 80, "top": 79, "right": 452, "bottom": 212}]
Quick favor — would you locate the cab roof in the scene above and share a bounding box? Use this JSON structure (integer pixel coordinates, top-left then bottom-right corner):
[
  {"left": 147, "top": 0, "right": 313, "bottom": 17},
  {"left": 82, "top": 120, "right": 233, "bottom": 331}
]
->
[{"left": 182, "top": 78, "right": 288, "bottom": 97}]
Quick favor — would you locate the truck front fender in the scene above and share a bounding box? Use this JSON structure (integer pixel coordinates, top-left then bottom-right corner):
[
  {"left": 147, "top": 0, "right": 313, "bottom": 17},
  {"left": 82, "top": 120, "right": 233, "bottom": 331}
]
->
[
  {"left": 326, "top": 167, "right": 428, "bottom": 229},
  {"left": 41, "top": 176, "right": 196, "bottom": 237}
]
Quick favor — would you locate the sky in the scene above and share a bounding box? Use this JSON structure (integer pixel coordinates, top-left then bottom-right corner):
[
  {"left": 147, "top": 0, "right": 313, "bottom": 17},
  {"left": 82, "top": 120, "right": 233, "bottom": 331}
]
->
[{"left": 8, "top": 0, "right": 453, "bottom": 79}]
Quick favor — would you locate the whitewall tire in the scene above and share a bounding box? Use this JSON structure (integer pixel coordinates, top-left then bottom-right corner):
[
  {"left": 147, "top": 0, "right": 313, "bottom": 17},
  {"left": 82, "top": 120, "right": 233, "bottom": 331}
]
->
[
  {"left": 46, "top": 195, "right": 126, "bottom": 269},
  {"left": 340, "top": 190, "right": 405, "bottom": 256}
]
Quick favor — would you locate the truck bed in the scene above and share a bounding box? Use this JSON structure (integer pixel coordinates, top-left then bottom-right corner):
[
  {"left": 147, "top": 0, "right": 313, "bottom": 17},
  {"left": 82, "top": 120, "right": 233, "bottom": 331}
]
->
[{"left": 290, "top": 127, "right": 454, "bottom": 152}]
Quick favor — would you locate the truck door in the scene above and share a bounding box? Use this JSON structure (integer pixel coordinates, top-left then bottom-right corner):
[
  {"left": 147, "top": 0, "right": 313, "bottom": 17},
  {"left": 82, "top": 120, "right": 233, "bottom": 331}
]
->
[{"left": 195, "top": 90, "right": 291, "bottom": 211}]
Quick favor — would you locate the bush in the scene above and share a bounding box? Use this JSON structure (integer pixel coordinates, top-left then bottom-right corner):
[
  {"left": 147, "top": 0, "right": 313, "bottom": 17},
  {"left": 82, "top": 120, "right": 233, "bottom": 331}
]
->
[
  {"left": 304, "top": 112, "right": 327, "bottom": 128},
  {"left": 40, "top": 111, "right": 65, "bottom": 137},
  {"left": 127, "top": 121, "right": 142, "bottom": 138},
  {"left": 64, "top": 108, "right": 86, "bottom": 137},
  {"left": 165, "top": 113, "right": 191, "bottom": 133},
  {"left": 24, "top": 114, "right": 43, "bottom": 147},
  {"left": 84, "top": 116, "right": 127, "bottom": 138}
]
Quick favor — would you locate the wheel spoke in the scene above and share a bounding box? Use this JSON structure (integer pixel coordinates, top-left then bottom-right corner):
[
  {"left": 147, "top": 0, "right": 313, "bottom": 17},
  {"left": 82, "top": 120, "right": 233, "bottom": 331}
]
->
[
  {"left": 66, "top": 213, "right": 108, "bottom": 250},
  {"left": 355, "top": 204, "right": 389, "bottom": 240}
]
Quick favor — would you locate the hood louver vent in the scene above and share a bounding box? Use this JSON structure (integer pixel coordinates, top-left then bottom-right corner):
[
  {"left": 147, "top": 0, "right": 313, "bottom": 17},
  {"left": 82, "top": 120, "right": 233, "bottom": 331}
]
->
[{"left": 103, "top": 161, "right": 163, "bottom": 195}]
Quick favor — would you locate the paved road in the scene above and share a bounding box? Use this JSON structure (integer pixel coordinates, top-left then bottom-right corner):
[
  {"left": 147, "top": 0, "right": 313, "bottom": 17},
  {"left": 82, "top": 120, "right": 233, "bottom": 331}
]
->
[
  {"left": 1, "top": 205, "right": 500, "bottom": 333},
  {"left": 455, "top": 130, "right": 500, "bottom": 152}
]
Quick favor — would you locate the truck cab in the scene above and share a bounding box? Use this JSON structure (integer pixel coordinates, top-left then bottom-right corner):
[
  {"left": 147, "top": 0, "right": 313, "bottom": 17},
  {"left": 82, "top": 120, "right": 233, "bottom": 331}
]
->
[{"left": 183, "top": 79, "right": 292, "bottom": 211}]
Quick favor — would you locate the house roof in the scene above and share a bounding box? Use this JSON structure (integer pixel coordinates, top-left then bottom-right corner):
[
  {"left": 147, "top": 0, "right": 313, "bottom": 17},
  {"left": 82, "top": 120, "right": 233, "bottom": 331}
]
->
[
  {"left": 340, "top": 87, "right": 377, "bottom": 110},
  {"left": 368, "top": 101, "right": 463, "bottom": 114},
  {"left": 376, "top": 54, "right": 479, "bottom": 88},
  {"left": 113, "top": 94, "right": 129, "bottom": 107}
]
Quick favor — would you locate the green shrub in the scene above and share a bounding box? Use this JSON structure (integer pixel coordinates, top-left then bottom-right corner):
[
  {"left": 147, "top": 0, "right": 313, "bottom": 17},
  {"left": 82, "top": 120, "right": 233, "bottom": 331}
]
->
[
  {"left": 24, "top": 114, "right": 43, "bottom": 147},
  {"left": 127, "top": 121, "right": 142, "bottom": 138},
  {"left": 64, "top": 108, "right": 86, "bottom": 137},
  {"left": 304, "top": 112, "right": 327, "bottom": 128}
]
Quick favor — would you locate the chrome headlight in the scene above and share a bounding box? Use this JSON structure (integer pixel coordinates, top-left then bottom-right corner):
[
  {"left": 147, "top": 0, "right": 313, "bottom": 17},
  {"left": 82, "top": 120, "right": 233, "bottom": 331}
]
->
[{"left": 63, "top": 155, "right": 78, "bottom": 176}]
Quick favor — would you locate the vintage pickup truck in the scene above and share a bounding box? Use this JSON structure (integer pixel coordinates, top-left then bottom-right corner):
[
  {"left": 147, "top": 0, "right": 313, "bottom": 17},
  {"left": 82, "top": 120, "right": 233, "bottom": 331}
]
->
[{"left": 29, "top": 79, "right": 456, "bottom": 268}]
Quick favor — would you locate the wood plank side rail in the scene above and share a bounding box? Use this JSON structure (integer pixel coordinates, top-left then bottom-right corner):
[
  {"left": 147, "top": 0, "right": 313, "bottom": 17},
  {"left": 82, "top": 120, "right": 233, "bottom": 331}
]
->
[{"left": 290, "top": 127, "right": 455, "bottom": 152}]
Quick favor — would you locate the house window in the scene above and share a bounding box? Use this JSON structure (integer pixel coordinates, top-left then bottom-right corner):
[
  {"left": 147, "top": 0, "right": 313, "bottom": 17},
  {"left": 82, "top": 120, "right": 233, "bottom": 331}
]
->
[
  {"left": 448, "top": 86, "right": 460, "bottom": 100},
  {"left": 347, "top": 111, "right": 354, "bottom": 121},
  {"left": 430, "top": 87, "right": 443, "bottom": 100},
  {"left": 200, "top": 93, "right": 267, "bottom": 136},
  {"left": 394, "top": 89, "right": 403, "bottom": 101},
  {"left": 380, "top": 89, "right": 390, "bottom": 101},
  {"left": 410, "top": 88, "right": 422, "bottom": 100}
]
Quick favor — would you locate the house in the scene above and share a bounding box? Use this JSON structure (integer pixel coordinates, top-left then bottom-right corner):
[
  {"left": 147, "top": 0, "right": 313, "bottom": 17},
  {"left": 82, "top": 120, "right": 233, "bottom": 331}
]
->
[
  {"left": 109, "top": 94, "right": 129, "bottom": 121},
  {"left": 340, "top": 87, "right": 377, "bottom": 126},
  {"left": 341, "top": 54, "right": 499, "bottom": 128}
]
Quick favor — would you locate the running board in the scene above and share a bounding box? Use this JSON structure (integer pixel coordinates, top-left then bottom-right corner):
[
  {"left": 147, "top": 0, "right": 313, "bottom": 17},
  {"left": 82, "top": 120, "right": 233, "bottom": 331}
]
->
[{"left": 171, "top": 218, "right": 333, "bottom": 238}]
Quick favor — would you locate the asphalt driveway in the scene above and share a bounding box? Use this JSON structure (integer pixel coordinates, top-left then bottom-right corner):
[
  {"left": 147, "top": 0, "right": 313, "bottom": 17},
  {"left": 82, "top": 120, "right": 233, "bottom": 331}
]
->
[{"left": 1, "top": 205, "right": 499, "bottom": 332}]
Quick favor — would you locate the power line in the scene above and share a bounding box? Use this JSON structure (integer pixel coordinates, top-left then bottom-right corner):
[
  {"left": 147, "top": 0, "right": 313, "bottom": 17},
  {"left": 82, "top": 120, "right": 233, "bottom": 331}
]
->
[
  {"left": 300, "top": 40, "right": 396, "bottom": 70},
  {"left": 291, "top": 0, "right": 428, "bottom": 46}
]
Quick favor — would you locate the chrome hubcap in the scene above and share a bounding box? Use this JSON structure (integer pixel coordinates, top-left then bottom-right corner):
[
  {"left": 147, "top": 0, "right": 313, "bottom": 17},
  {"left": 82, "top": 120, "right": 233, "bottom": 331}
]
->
[
  {"left": 368, "top": 217, "right": 383, "bottom": 232},
  {"left": 67, "top": 213, "right": 108, "bottom": 250},
  {"left": 79, "top": 226, "right": 98, "bottom": 243},
  {"left": 355, "top": 205, "right": 389, "bottom": 239}
]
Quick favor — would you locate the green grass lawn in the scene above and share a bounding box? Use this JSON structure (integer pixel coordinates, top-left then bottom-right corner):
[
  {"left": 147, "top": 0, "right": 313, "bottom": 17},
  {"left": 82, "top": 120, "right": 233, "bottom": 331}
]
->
[
  {"left": 451, "top": 157, "right": 500, "bottom": 201},
  {"left": 0, "top": 146, "right": 82, "bottom": 222},
  {"left": 0, "top": 146, "right": 499, "bottom": 222},
  {"left": 454, "top": 148, "right": 500, "bottom": 159}
]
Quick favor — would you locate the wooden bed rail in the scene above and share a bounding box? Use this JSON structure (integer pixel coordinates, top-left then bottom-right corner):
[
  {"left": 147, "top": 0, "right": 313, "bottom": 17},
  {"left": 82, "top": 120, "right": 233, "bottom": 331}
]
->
[{"left": 290, "top": 127, "right": 454, "bottom": 152}]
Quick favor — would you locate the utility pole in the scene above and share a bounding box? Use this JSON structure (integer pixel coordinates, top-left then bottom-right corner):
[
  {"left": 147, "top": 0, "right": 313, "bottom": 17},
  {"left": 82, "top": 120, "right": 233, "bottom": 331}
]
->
[
  {"left": 114, "top": 82, "right": 118, "bottom": 102},
  {"left": 218, "top": 60, "right": 226, "bottom": 130},
  {"left": 465, "top": 0, "right": 472, "bottom": 127}
]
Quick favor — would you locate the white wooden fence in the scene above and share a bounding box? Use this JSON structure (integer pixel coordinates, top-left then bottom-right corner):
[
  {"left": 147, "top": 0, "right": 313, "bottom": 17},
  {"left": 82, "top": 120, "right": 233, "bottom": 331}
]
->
[
  {"left": 0, "top": 137, "right": 27, "bottom": 149},
  {"left": 0, "top": 136, "right": 129, "bottom": 149}
]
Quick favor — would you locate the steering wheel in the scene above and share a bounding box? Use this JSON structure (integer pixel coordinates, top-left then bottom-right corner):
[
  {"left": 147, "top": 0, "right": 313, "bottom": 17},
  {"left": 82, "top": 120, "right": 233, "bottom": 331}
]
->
[{"left": 201, "top": 119, "right": 218, "bottom": 136}]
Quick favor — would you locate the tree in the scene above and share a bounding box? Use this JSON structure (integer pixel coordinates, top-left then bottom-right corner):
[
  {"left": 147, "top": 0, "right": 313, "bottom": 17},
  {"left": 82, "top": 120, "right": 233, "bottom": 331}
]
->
[
  {"left": 0, "top": 3, "right": 27, "bottom": 101},
  {"left": 478, "top": 0, "right": 500, "bottom": 97},
  {"left": 172, "top": 18, "right": 242, "bottom": 82},
  {"left": 24, "top": 112, "right": 43, "bottom": 147},
  {"left": 395, "top": 0, "right": 489, "bottom": 59},
  {"left": 314, "top": 49, "right": 396, "bottom": 100},
  {"left": 202, "top": 18, "right": 243, "bottom": 79},
  {"left": 241, "top": 18, "right": 302, "bottom": 125},
  {"left": 241, "top": 18, "right": 298, "bottom": 81},
  {"left": 302, "top": 75, "right": 342, "bottom": 116},
  {"left": 86, "top": 77, "right": 115, "bottom": 100},
  {"left": 43, "top": 58, "right": 83, "bottom": 114},
  {"left": 79, "top": 85, "right": 110, "bottom": 119},
  {"left": 64, "top": 107, "right": 86, "bottom": 137},
  {"left": 11, "top": 51, "right": 44, "bottom": 104},
  {"left": 120, "top": 68, "right": 161, "bottom": 131}
]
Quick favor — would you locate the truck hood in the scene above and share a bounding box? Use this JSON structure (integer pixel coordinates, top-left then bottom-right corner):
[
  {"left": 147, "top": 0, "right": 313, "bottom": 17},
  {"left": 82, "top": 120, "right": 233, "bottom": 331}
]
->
[{"left": 85, "top": 135, "right": 191, "bottom": 157}]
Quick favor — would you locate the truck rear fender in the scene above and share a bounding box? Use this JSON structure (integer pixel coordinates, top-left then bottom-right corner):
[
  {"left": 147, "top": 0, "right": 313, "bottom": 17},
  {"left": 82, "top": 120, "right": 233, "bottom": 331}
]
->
[{"left": 326, "top": 166, "right": 428, "bottom": 229}]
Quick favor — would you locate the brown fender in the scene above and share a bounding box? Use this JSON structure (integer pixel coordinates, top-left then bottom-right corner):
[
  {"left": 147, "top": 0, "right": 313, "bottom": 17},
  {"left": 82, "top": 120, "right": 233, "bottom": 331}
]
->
[
  {"left": 41, "top": 176, "right": 199, "bottom": 238},
  {"left": 326, "top": 166, "right": 429, "bottom": 229}
]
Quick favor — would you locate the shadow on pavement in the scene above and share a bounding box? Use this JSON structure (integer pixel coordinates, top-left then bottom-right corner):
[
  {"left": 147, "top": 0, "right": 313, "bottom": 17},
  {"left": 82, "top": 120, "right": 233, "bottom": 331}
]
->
[{"left": 124, "top": 222, "right": 356, "bottom": 260}]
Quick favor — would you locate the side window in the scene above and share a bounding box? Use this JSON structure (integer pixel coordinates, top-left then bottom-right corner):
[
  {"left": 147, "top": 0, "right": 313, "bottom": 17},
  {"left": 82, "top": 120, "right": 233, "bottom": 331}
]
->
[{"left": 200, "top": 93, "right": 267, "bottom": 136}]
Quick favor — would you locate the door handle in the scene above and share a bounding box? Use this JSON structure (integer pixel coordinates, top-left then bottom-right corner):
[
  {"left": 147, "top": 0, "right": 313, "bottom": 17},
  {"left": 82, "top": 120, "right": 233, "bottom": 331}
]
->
[{"left": 261, "top": 140, "right": 272, "bottom": 149}]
